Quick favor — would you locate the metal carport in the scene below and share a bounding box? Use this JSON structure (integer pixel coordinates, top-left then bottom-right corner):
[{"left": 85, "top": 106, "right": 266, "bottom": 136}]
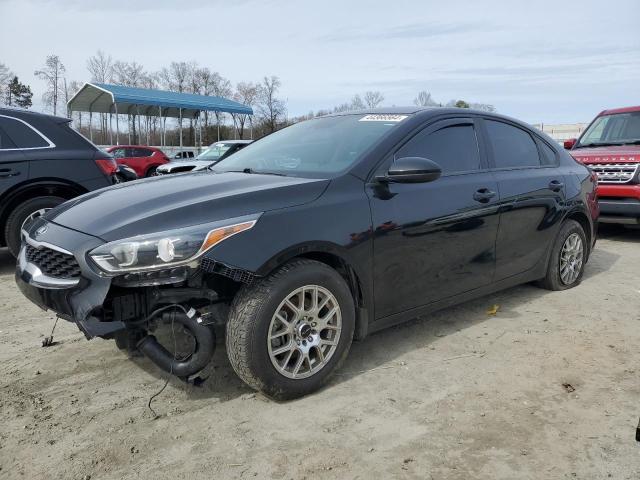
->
[{"left": 67, "top": 82, "right": 253, "bottom": 148}]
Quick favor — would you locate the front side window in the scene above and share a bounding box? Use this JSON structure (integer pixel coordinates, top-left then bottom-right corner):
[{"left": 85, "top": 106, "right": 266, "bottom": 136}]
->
[
  {"left": 213, "top": 115, "right": 404, "bottom": 178},
  {"left": 577, "top": 111, "right": 640, "bottom": 147},
  {"left": 396, "top": 123, "right": 481, "bottom": 174},
  {"left": 0, "top": 116, "right": 50, "bottom": 149},
  {"left": 485, "top": 120, "right": 540, "bottom": 169}
]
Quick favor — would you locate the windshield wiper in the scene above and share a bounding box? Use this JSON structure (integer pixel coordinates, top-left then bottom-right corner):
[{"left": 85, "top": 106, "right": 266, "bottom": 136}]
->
[
  {"left": 575, "top": 141, "right": 626, "bottom": 148},
  {"left": 221, "top": 168, "right": 288, "bottom": 177}
]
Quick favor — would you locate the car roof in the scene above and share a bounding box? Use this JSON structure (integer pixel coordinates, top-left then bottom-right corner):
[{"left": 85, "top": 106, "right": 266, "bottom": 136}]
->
[
  {"left": 0, "top": 106, "right": 70, "bottom": 124},
  {"left": 325, "top": 106, "right": 432, "bottom": 117},
  {"left": 599, "top": 105, "right": 640, "bottom": 116},
  {"left": 321, "top": 107, "right": 538, "bottom": 132}
]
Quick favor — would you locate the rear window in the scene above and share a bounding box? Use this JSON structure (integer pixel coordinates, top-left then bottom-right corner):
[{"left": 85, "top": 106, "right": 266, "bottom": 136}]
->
[
  {"left": 0, "top": 116, "right": 50, "bottom": 149},
  {"left": 133, "top": 147, "right": 153, "bottom": 157}
]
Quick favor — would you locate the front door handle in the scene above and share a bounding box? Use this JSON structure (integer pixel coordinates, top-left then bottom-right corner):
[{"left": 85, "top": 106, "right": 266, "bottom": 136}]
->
[
  {"left": 549, "top": 180, "right": 564, "bottom": 192},
  {"left": 473, "top": 188, "right": 496, "bottom": 203}
]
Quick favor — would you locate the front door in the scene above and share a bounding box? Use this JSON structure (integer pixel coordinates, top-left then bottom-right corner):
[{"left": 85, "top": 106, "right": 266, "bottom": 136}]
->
[{"left": 367, "top": 118, "right": 500, "bottom": 319}]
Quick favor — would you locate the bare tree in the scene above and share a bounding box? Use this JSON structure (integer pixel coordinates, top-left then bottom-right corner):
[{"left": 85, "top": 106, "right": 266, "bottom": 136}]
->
[
  {"left": 413, "top": 91, "right": 438, "bottom": 107},
  {"left": 64, "top": 79, "right": 82, "bottom": 128},
  {"left": 140, "top": 72, "right": 160, "bottom": 144},
  {"left": 34, "top": 55, "right": 65, "bottom": 115},
  {"left": 112, "top": 60, "right": 145, "bottom": 87},
  {"left": 0, "top": 62, "right": 14, "bottom": 106},
  {"left": 210, "top": 72, "right": 233, "bottom": 141},
  {"left": 194, "top": 67, "right": 216, "bottom": 140},
  {"left": 234, "top": 81, "right": 259, "bottom": 139},
  {"left": 112, "top": 61, "right": 146, "bottom": 142},
  {"left": 256, "top": 76, "right": 286, "bottom": 134},
  {"left": 363, "top": 91, "right": 384, "bottom": 109},
  {"left": 87, "top": 50, "right": 113, "bottom": 84},
  {"left": 159, "top": 61, "right": 196, "bottom": 145},
  {"left": 87, "top": 50, "right": 114, "bottom": 141},
  {"left": 350, "top": 94, "right": 365, "bottom": 110}
]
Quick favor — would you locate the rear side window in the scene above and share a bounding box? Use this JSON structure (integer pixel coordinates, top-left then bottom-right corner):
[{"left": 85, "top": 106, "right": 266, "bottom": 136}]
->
[
  {"left": 0, "top": 126, "right": 17, "bottom": 149},
  {"left": 538, "top": 140, "right": 558, "bottom": 166},
  {"left": 0, "top": 116, "right": 50, "bottom": 149},
  {"left": 396, "top": 124, "right": 481, "bottom": 174},
  {"left": 485, "top": 120, "right": 540, "bottom": 168},
  {"left": 133, "top": 147, "right": 153, "bottom": 157}
]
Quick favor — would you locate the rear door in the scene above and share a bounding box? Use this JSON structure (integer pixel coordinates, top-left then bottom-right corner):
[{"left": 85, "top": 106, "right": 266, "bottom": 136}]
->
[
  {"left": 0, "top": 115, "right": 37, "bottom": 191},
  {"left": 367, "top": 117, "right": 501, "bottom": 319},
  {"left": 480, "top": 118, "right": 566, "bottom": 280}
]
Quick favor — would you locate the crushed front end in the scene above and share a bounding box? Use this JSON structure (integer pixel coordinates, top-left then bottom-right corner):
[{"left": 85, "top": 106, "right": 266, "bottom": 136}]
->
[{"left": 15, "top": 216, "right": 258, "bottom": 380}]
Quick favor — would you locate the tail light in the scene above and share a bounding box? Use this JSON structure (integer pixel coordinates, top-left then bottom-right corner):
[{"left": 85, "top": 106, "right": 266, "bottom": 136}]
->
[{"left": 94, "top": 151, "right": 118, "bottom": 176}]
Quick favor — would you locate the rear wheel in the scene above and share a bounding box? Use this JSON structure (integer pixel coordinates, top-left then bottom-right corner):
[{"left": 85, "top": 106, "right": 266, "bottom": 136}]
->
[
  {"left": 5, "top": 196, "right": 66, "bottom": 257},
  {"left": 537, "top": 219, "right": 587, "bottom": 290},
  {"left": 226, "top": 260, "right": 355, "bottom": 400}
]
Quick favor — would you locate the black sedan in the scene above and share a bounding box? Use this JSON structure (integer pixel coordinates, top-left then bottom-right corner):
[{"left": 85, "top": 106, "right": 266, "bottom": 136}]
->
[{"left": 15, "top": 108, "right": 598, "bottom": 399}]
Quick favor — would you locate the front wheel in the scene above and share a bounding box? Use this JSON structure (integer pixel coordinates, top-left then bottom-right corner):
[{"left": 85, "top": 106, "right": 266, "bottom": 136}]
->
[
  {"left": 537, "top": 219, "right": 587, "bottom": 291},
  {"left": 226, "top": 260, "right": 355, "bottom": 400}
]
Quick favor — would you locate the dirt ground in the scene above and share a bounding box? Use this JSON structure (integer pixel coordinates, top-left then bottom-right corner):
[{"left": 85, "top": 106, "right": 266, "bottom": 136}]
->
[{"left": 1, "top": 225, "right": 639, "bottom": 480}]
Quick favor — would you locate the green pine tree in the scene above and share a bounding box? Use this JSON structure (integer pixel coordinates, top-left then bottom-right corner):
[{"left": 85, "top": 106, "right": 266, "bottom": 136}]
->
[{"left": 6, "top": 76, "right": 33, "bottom": 109}]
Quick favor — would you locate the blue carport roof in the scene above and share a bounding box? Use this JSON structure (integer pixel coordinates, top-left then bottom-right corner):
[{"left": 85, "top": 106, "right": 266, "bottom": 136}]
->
[{"left": 67, "top": 82, "right": 253, "bottom": 118}]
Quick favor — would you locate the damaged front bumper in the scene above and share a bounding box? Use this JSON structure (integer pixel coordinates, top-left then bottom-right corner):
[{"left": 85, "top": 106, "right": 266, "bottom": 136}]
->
[{"left": 15, "top": 219, "right": 118, "bottom": 338}]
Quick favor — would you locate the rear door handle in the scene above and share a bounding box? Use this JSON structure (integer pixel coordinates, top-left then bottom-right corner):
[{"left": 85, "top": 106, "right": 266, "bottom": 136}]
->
[
  {"left": 549, "top": 180, "right": 564, "bottom": 192},
  {"left": 0, "top": 169, "right": 20, "bottom": 178},
  {"left": 473, "top": 188, "right": 496, "bottom": 203}
]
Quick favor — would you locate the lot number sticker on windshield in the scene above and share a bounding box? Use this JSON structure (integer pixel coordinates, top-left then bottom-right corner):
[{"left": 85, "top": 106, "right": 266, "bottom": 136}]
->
[{"left": 359, "top": 114, "right": 408, "bottom": 122}]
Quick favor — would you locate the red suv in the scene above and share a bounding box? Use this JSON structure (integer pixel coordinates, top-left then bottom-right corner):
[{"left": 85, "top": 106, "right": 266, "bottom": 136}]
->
[
  {"left": 106, "top": 145, "right": 170, "bottom": 177},
  {"left": 565, "top": 106, "right": 640, "bottom": 226}
]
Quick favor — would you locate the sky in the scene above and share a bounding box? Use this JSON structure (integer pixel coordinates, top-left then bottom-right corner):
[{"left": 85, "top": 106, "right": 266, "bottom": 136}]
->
[{"left": 0, "top": 0, "right": 638, "bottom": 124}]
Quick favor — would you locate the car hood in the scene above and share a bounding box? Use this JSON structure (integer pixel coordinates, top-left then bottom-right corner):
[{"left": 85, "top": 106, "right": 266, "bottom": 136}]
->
[
  {"left": 46, "top": 171, "right": 329, "bottom": 241},
  {"left": 570, "top": 145, "right": 640, "bottom": 164}
]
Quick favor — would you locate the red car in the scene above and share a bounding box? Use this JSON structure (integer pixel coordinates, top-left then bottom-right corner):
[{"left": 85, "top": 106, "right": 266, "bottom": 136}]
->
[
  {"left": 565, "top": 105, "right": 640, "bottom": 226},
  {"left": 106, "top": 145, "right": 170, "bottom": 177}
]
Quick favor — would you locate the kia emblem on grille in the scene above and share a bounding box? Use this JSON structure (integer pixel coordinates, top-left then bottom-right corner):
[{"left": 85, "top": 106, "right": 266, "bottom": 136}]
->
[{"left": 35, "top": 226, "right": 48, "bottom": 236}]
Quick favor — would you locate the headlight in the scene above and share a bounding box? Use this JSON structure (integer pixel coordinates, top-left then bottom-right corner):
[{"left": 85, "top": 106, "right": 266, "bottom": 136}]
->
[{"left": 89, "top": 214, "right": 260, "bottom": 274}]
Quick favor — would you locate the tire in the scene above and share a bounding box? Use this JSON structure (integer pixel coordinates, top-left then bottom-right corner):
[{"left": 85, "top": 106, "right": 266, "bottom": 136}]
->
[
  {"left": 4, "top": 196, "right": 66, "bottom": 257},
  {"left": 537, "top": 219, "right": 587, "bottom": 291},
  {"left": 226, "top": 259, "right": 355, "bottom": 400},
  {"left": 146, "top": 166, "right": 158, "bottom": 177}
]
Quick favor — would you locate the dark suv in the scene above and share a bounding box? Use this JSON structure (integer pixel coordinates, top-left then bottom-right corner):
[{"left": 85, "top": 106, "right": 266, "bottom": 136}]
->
[
  {"left": 15, "top": 108, "right": 598, "bottom": 399},
  {"left": 0, "top": 108, "right": 117, "bottom": 256}
]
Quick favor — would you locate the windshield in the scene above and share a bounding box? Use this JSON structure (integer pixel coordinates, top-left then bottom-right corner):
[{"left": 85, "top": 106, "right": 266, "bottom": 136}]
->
[
  {"left": 212, "top": 114, "right": 406, "bottom": 178},
  {"left": 577, "top": 111, "right": 640, "bottom": 147},
  {"left": 197, "top": 143, "right": 233, "bottom": 161}
]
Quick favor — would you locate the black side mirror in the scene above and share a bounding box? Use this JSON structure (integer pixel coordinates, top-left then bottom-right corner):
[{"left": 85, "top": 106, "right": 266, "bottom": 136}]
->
[{"left": 383, "top": 157, "right": 442, "bottom": 183}]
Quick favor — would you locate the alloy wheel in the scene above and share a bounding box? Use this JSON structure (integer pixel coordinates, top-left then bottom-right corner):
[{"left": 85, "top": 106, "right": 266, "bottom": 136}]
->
[
  {"left": 267, "top": 285, "right": 342, "bottom": 379},
  {"left": 559, "top": 232, "right": 584, "bottom": 285}
]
